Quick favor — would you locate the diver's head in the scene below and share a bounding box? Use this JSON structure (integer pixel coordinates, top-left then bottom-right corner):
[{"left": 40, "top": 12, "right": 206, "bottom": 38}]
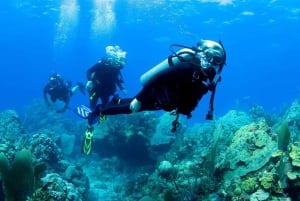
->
[
  {"left": 49, "top": 73, "right": 61, "bottom": 81},
  {"left": 49, "top": 73, "right": 63, "bottom": 86},
  {"left": 197, "top": 40, "right": 226, "bottom": 70},
  {"left": 105, "top": 45, "right": 127, "bottom": 69}
]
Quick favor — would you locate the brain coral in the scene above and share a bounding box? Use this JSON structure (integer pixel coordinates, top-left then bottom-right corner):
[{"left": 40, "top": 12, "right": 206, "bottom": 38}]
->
[{"left": 29, "top": 133, "right": 62, "bottom": 165}]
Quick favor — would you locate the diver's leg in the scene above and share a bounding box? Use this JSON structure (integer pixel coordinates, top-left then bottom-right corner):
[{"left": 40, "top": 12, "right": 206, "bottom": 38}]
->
[
  {"left": 101, "top": 95, "right": 110, "bottom": 106},
  {"left": 101, "top": 98, "right": 133, "bottom": 115},
  {"left": 89, "top": 93, "right": 98, "bottom": 110},
  {"left": 87, "top": 104, "right": 103, "bottom": 125}
]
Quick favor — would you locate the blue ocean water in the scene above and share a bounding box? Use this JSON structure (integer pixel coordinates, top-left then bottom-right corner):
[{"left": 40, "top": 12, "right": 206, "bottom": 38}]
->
[{"left": 0, "top": 0, "right": 299, "bottom": 121}]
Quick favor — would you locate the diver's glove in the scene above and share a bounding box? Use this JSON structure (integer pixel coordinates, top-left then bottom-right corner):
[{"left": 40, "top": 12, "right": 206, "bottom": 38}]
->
[
  {"left": 77, "top": 82, "right": 86, "bottom": 95},
  {"left": 86, "top": 81, "right": 93, "bottom": 91},
  {"left": 130, "top": 98, "right": 141, "bottom": 113},
  {"left": 82, "top": 126, "right": 94, "bottom": 155}
]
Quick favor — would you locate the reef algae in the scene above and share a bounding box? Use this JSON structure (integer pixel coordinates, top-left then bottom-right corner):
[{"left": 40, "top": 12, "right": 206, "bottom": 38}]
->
[
  {"left": 0, "top": 150, "right": 34, "bottom": 201},
  {"left": 277, "top": 121, "right": 290, "bottom": 152},
  {"left": 241, "top": 176, "right": 258, "bottom": 193}
]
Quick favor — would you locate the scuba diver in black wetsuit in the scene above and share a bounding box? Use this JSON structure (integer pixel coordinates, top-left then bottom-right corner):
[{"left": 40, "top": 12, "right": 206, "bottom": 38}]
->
[
  {"left": 85, "top": 45, "right": 127, "bottom": 110},
  {"left": 43, "top": 73, "right": 86, "bottom": 113},
  {"left": 80, "top": 39, "right": 227, "bottom": 155}
]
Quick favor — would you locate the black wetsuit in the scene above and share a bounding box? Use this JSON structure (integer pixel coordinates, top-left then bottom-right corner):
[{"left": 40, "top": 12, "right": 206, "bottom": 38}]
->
[
  {"left": 43, "top": 79, "right": 71, "bottom": 111},
  {"left": 87, "top": 58, "right": 125, "bottom": 109},
  {"left": 88, "top": 61, "right": 215, "bottom": 125}
]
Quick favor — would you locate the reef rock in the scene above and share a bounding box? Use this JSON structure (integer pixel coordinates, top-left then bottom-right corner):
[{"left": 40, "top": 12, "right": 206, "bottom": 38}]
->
[
  {"left": 0, "top": 110, "right": 24, "bottom": 140},
  {"left": 284, "top": 99, "right": 300, "bottom": 141},
  {"left": 223, "top": 120, "right": 277, "bottom": 179}
]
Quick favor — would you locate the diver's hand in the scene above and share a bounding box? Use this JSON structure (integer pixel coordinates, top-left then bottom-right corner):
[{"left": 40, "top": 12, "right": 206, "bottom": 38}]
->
[
  {"left": 86, "top": 81, "right": 93, "bottom": 91},
  {"left": 130, "top": 98, "right": 141, "bottom": 113}
]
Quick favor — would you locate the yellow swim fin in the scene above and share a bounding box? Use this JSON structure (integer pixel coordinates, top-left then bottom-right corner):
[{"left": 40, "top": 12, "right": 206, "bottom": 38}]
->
[{"left": 82, "top": 127, "right": 94, "bottom": 155}]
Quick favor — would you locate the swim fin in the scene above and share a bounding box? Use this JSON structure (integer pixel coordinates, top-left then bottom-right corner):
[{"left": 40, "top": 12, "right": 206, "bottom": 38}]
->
[
  {"left": 76, "top": 105, "right": 91, "bottom": 119},
  {"left": 82, "top": 127, "right": 94, "bottom": 155}
]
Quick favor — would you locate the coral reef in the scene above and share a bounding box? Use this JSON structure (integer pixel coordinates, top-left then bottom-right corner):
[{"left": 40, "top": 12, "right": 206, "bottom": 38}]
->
[
  {"left": 1, "top": 97, "right": 300, "bottom": 201},
  {"left": 27, "top": 173, "right": 83, "bottom": 201},
  {"left": 0, "top": 110, "right": 26, "bottom": 162},
  {"left": 22, "top": 99, "right": 82, "bottom": 134},
  {"left": 241, "top": 177, "right": 258, "bottom": 193},
  {"left": 91, "top": 112, "right": 158, "bottom": 166},
  {"left": 29, "top": 132, "right": 63, "bottom": 166},
  {"left": 63, "top": 165, "right": 89, "bottom": 195},
  {"left": 158, "top": 160, "right": 174, "bottom": 179},
  {"left": 249, "top": 189, "right": 270, "bottom": 201},
  {"left": 283, "top": 99, "right": 300, "bottom": 142},
  {"left": 224, "top": 120, "right": 277, "bottom": 179},
  {"left": 0, "top": 110, "right": 24, "bottom": 140}
]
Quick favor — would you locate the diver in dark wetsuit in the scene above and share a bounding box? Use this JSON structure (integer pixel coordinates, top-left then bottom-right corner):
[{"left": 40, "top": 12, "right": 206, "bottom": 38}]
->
[
  {"left": 85, "top": 45, "right": 127, "bottom": 110},
  {"left": 43, "top": 73, "right": 85, "bottom": 113}
]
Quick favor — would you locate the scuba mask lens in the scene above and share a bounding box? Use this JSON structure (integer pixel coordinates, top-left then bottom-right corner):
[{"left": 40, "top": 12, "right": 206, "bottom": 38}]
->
[
  {"left": 198, "top": 51, "right": 221, "bottom": 75},
  {"left": 49, "top": 73, "right": 63, "bottom": 87},
  {"left": 114, "top": 56, "right": 126, "bottom": 67},
  {"left": 49, "top": 73, "right": 61, "bottom": 80},
  {"left": 49, "top": 78, "right": 58, "bottom": 86},
  {"left": 110, "top": 57, "right": 123, "bottom": 69},
  {"left": 205, "top": 49, "right": 223, "bottom": 66},
  {"left": 198, "top": 52, "right": 211, "bottom": 69},
  {"left": 212, "top": 56, "right": 223, "bottom": 65},
  {"left": 115, "top": 50, "right": 126, "bottom": 66}
]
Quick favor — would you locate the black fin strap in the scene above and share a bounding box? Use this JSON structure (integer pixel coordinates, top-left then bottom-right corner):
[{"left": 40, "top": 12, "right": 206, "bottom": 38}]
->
[
  {"left": 170, "top": 111, "right": 180, "bottom": 133},
  {"left": 206, "top": 85, "right": 217, "bottom": 120}
]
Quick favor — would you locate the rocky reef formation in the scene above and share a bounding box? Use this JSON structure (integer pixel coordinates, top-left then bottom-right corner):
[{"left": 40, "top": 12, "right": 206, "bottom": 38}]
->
[{"left": 1, "top": 97, "right": 300, "bottom": 201}]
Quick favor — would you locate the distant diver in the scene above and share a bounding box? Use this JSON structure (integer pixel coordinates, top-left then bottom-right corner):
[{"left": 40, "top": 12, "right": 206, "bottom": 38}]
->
[{"left": 43, "top": 73, "right": 86, "bottom": 113}]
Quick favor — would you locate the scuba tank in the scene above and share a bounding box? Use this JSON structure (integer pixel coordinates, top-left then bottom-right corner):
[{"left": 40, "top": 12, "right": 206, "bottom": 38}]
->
[
  {"left": 140, "top": 47, "right": 198, "bottom": 86},
  {"left": 140, "top": 40, "right": 226, "bottom": 87}
]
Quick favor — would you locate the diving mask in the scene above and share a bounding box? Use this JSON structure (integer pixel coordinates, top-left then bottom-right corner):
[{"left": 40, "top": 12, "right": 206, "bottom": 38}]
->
[
  {"left": 199, "top": 49, "right": 224, "bottom": 69},
  {"left": 197, "top": 40, "right": 225, "bottom": 69}
]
